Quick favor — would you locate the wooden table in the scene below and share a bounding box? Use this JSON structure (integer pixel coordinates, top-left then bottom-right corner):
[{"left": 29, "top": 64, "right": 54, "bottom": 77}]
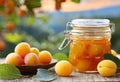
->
[
  {"left": 0, "top": 59, "right": 120, "bottom": 82},
  {"left": 0, "top": 71, "right": 120, "bottom": 82}
]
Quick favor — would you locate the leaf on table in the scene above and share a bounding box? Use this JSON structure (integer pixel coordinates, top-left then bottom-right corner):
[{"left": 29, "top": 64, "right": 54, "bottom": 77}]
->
[
  {"left": 104, "top": 54, "right": 120, "bottom": 73},
  {"left": 52, "top": 53, "right": 68, "bottom": 61},
  {"left": 33, "top": 69, "right": 56, "bottom": 81},
  {"left": 0, "top": 64, "right": 22, "bottom": 80}
]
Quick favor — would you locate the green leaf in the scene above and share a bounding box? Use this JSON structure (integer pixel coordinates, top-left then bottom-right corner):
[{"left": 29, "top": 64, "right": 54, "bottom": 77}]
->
[
  {"left": 25, "top": 0, "right": 41, "bottom": 12},
  {"left": 72, "top": 0, "right": 81, "bottom": 3},
  {"left": 0, "top": 6, "right": 4, "bottom": 11},
  {"left": 4, "top": 33, "right": 24, "bottom": 43},
  {"left": 26, "top": 16, "right": 35, "bottom": 26},
  {"left": 40, "top": 15, "right": 48, "bottom": 23},
  {"left": 0, "top": 24, "right": 3, "bottom": 31},
  {"left": 104, "top": 54, "right": 120, "bottom": 73},
  {"left": 33, "top": 69, "right": 56, "bottom": 81},
  {"left": 0, "top": 64, "right": 22, "bottom": 80},
  {"left": 36, "top": 13, "right": 48, "bottom": 23},
  {"left": 55, "top": 0, "right": 61, "bottom": 2},
  {"left": 52, "top": 53, "right": 68, "bottom": 61}
]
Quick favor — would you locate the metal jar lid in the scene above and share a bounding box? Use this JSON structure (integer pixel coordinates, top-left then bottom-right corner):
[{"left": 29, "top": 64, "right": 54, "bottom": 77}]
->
[{"left": 71, "top": 19, "right": 110, "bottom": 27}]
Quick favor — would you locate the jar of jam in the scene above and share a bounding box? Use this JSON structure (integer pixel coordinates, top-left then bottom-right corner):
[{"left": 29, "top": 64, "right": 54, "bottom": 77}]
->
[{"left": 59, "top": 19, "right": 115, "bottom": 72}]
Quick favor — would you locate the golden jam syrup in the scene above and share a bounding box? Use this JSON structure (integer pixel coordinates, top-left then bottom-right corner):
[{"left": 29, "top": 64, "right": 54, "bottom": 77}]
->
[{"left": 69, "top": 37, "right": 111, "bottom": 72}]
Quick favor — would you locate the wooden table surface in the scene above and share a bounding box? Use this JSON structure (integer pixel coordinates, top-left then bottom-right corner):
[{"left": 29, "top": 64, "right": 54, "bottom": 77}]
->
[
  {"left": 0, "top": 59, "right": 120, "bottom": 82},
  {"left": 0, "top": 71, "right": 120, "bottom": 82}
]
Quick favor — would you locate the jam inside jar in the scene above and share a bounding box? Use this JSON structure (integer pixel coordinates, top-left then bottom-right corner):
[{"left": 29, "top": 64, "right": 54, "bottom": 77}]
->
[{"left": 59, "top": 19, "right": 115, "bottom": 72}]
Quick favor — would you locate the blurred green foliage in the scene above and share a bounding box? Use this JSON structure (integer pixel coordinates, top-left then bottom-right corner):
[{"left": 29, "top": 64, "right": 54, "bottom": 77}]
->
[
  {"left": 110, "top": 19, "right": 120, "bottom": 53},
  {"left": 0, "top": 17, "right": 120, "bottom": 57},
  {"left": 25, "top": 0, "right": 41, "bottom": 13},
  {"left": 0, "top": 0, "right": 83, "bottom": 58},
  {"left": 0, "top": 15, "right": 69, "bottom": 57},
  {"left": 72, "top": 0, "right": 81, "bottom": 3}
]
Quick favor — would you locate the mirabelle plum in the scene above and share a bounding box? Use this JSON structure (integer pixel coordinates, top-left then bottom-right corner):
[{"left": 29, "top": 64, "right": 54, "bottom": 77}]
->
[
  {"left": 38, "top": 50, "right": 52, "bottom": 64},
  {"left": 0, "top": 40, "right": 6, "bottom": 51},
  {"left": 5, "top": 53, "right": 24, "bottom": 66},
  {"left": 111, "top": 49, "right": 117, "bottom": 57},
  {"left": 30, "top": 47, "right": 39, "bottom": 56},
  {"left": 15, "top": 42, "right": 30, "bottom": 58},
  {"left": 88, "top": 44, "right": 104, "bottom": 56},
  {"left": 70, "top": 40, "right": 86, "bottom": 58},
  {"left": 55, "top": 60, "right": 73, "bottom": 76},
  {"left": 6, "top": 21, "right": 14, "bottom": 32},
  {"left": 5, "top": 0, "right": 15, "bottom": 15},
  {"left": 17, "top": 9, "right": 26, "bottom": 17},
  {"left": 97, "top": 60, "right": 117, "bottom": 77},
  {"left": 74, "top": 59, "right": 91, "bottom": 72},
  {"left": 0, "top": 0, "right": 6, "bottom": 6},
  {"left": 55, "top": 2, "right": 61, "bottom": 10},
  {"left": 24, "top": 53, "right": 40, "bottom": 66}
]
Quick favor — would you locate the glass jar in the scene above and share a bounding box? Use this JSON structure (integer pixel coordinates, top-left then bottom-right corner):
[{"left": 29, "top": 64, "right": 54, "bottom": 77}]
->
[{"left": 59, "top": 19, "right": 115, "bottom": 72}]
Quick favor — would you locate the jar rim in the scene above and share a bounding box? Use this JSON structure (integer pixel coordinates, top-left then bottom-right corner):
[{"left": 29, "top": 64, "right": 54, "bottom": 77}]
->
[{"left": 71, "top": 19, "right": 110, "bottom": 27}]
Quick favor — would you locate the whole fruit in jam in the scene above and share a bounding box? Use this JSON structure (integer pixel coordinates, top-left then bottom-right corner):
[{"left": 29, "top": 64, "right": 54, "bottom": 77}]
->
[
  {"left": 55, "top": 60, "right": 73, "bottom": 76},
  {"left": 5, "top": 53, "right": 24, "bottom": 66},
  {"left": 97, "top": 60, "right": 117, "bottom": 77},
  {"left": 39, "top": 50, "right": 52, "bottom": 64},
  {"left": 24, "top": 53, "right": 40, "bottom": 66},
  {"left": 15, "top": 42, "right": 30, "bottom": 58}
]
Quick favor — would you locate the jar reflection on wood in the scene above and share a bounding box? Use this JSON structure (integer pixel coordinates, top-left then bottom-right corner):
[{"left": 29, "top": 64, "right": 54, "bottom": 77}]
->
[{"left": 59, "top": 19, "right": 115, "bottom": 72}]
